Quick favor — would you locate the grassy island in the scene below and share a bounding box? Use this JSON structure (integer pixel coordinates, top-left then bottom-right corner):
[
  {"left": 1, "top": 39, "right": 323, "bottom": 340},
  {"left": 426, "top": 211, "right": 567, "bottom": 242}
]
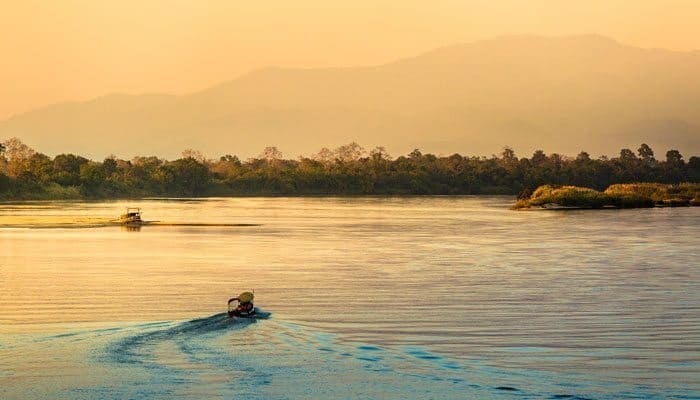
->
[{"left": 512, "top": 183, "right": 700, "bottom": 210}]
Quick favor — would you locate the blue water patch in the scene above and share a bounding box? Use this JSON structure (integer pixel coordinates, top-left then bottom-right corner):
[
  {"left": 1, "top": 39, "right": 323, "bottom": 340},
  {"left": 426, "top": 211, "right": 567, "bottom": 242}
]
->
[
  {"left": 2, "top": 313, "right": 698, "bottom": 400},
  {"left": 357, "top": 345, "right": 382, "bottom": 351},
  {"left": 79, "top": 313, "right": 499, "bottom": 399},
  {"left": 32, "top": 331, "right": 84, "bottom": 343}
]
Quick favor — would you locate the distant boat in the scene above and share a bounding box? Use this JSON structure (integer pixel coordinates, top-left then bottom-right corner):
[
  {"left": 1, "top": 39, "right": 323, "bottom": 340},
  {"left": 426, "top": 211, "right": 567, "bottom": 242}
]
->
[{"left": 118, "top": 207, "right": 142, "bottom": 225}]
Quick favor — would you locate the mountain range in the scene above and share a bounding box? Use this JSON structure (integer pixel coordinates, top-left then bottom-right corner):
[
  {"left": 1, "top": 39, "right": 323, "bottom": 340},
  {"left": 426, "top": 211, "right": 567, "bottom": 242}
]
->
[{"left": 1, "top": 34, "right": 699, "bottom": 160}]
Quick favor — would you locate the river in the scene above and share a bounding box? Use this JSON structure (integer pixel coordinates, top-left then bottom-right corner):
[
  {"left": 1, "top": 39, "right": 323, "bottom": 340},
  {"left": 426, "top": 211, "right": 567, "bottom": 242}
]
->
[{"left": 1, "top": 197, "right": 698, "bottom": 399}]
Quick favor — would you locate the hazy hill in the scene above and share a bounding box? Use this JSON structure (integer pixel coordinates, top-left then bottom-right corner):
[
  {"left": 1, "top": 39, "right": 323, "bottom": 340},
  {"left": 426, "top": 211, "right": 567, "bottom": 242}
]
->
[{"left": 2, "top": 34, "right": 699, "bottom": 160}]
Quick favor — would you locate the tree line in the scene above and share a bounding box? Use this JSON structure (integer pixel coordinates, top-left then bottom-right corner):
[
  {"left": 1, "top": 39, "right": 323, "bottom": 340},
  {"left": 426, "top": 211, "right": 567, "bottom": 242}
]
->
[{"left": 0, "top": 138, "right": 698, "bottom": 199}]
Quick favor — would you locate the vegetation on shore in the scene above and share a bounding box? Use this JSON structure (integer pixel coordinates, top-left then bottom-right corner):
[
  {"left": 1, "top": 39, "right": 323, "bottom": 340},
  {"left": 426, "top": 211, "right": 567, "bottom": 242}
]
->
[
  {"left": 0, "top": 138, "right": 698, "bottom": 200},
  {"left": 512, "top": 183, "right": 700, "bottom": 209}
]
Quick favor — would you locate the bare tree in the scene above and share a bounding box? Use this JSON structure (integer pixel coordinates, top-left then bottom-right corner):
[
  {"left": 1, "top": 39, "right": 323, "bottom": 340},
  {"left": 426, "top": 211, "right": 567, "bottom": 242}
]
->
[
  {"left": 501, "top": 146, "right": 516, "bottom": 162},
  {"left": 334, "top": 142, "right": 365, "bottom": 162},
  {"left": 2, "top": 137, "right": 36, "bottom": 177},
  {"left": 370, "top": 146, "right": 391, "bottom": 161},
  {"left": 313, "top": 147, "right": 334, "bottom": 164},
  {"left": 260, "top": 146, "right": 283, "bottom": 161}
]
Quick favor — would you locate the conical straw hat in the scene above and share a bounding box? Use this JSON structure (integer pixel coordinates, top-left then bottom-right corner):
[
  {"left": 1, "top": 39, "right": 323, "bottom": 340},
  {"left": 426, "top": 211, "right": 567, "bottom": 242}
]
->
[{"left": 238, "top": 291, "right": 254, "bottom": 303}]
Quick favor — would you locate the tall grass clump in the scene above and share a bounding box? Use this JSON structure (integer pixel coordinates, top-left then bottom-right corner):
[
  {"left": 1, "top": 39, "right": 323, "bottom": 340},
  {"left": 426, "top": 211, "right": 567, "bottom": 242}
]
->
[
  {"left": 40, "top": 183, "right": 82, "bottom": 200},
  {"left": 605, "top": 183, "right": 700, "bottom": 207},
  {"left": 605, "top": 183, "right": 668, "bottom": 201},
  {"left": 670, "top": 183, "right": 700, "bottom": 200},
  {"left": 517, "top": 185, "right": 609, "bottom": 209},
  {"left": 515, "top": 183, "right": 700, "bottom": 209},
  {"left": 603, "top": 184, "right": 657, "bottom": 208}
]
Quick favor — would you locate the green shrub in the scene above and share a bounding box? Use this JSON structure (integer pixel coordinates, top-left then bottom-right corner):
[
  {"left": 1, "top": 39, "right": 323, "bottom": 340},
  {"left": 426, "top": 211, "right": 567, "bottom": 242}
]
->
[
  {"left": 606, "top": 183, "right": 700, "bottom": 202},
  {"left": 605, "top": 183, "right": 668, "bottom": 201},
  {"left": 515, "top": 183, "right": 700, "bottom": 209},
  {"left": 41, "top": 183, "right": 81, "bottom": 199},
  {"left": 527, "top": 185, "right": 608, "bottom": 208}
]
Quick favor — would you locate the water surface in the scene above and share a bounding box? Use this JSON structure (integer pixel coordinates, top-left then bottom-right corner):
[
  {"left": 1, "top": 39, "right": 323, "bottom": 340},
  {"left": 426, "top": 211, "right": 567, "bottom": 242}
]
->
[{"left": 1, "top": 197, "right": 698, "bottom": 399}]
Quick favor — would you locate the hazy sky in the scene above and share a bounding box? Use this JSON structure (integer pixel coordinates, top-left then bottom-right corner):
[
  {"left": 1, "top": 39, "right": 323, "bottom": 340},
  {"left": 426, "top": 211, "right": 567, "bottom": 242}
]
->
[{"left": 2, "top": 0, "right": 700, "bottom": 120}]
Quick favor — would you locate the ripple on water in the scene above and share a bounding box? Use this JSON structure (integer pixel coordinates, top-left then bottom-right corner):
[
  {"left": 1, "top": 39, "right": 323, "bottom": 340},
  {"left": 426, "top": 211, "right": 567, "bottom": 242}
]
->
[{"left": 1, "top": 198, "right": 699, "bottom": 399}]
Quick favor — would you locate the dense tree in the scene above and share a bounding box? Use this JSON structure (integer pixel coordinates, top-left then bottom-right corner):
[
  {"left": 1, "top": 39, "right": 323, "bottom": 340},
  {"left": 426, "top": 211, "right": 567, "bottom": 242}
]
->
[
  {"left": 638, "top": 143, "right": 655, "bottom": 163},
  {"left": 665, "top": 150, "right": 684, "bottom": 165},
  {"left": 25, "top": 153, "right": 53, "bottom": 184},
  {"left": 79, "top": 162, "right": 107, "bottom": 195},
  {"left": 501, "top": 147, "right": 517, "bottom": 163},
  {"left": 689, "top": 156, "right": 700, "bottom": 181},
  {"left": 531, "top": 150, "right": 547, "bottom": 165},
  {"left": 53, "top": 153, "right": 89, "bottom": 186},
  {"left": 103, "top": 157, "right": 118, "bottom": 176},
  {"left": 576, "top": 151, "right": 591, "bottom": 162},
  {"left": 2, "top": 137, "right": 36, "bottom": 178},
  {"left": 163, "top": 157, "right": 210, "bottom": 196},
  {"left": 0, "top": 138, "right": 697, "bottom": 199},
  {"left": 0, "top": 172, "right": 9, "bottom": 194},
  {"left": 619, "top": 148, "right": 637, "bottom": 162},
  {"left": 219, "top": 154, "right": 241, "bottom": 165}
]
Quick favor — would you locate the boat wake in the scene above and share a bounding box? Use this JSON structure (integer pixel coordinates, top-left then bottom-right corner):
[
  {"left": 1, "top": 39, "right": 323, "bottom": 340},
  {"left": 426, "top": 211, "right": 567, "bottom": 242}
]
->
[
  {"left": 2, "top": 313, "right": 686, "bottom": 400},
  {"left": 106, "top": 311, "right": 269, "bottom": 366}
]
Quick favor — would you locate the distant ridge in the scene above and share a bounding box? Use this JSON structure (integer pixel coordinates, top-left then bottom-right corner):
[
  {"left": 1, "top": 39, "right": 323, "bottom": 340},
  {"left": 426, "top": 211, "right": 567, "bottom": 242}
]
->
[{"left": 2, "top": 34, "right": 699, "bottom": 159}]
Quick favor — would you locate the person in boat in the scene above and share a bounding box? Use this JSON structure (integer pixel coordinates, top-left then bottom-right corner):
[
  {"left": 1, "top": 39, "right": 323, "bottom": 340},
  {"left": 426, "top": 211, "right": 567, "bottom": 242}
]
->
[{"left": 228, "top": 291, "right": 255, "bottom": 317}]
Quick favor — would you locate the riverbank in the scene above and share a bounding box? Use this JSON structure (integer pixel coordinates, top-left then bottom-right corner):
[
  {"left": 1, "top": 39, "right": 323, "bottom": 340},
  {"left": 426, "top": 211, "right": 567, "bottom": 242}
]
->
[
  {"left": 512, "top": 183, "right": 700, "bottom": 210},
  {"left": 2, "top": 138, "right": 698, "bottom": 201}
]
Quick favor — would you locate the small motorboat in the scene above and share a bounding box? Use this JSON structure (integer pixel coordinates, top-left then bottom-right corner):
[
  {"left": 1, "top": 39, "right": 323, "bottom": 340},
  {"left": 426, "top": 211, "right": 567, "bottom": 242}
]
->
[
  {"left": 119, "top": 207, "right": 142, "bottom": 225},
  {"left": 228, "top": 291, "right": 257, "bottom": 318}
]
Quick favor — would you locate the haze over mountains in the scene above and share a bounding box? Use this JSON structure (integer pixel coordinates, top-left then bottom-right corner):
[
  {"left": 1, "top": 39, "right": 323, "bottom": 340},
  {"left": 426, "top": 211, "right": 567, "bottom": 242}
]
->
[{"left": 2, "top": 34, "right": 699, "bottom": 160}]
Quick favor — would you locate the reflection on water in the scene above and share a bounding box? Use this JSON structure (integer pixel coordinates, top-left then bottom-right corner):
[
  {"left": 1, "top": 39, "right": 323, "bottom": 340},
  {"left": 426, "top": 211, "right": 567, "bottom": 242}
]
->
[
  {"left": 1, "top": 197, "right": 699, "bottom": 399},
  {"left": 120, "top": 224, "right": 141, "bottom": 232}
]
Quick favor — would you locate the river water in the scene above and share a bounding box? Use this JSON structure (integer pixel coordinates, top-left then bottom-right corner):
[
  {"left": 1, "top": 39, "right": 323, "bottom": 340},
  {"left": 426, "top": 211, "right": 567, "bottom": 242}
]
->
[{"left": 0, "top": 197, "right": 698, "bottom": 399}]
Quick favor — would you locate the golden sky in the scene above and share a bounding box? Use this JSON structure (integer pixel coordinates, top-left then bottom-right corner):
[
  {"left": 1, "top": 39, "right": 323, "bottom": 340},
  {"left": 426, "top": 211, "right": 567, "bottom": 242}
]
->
[{"left": 2, "top": 0, "right": 700, "bottom": 120}]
